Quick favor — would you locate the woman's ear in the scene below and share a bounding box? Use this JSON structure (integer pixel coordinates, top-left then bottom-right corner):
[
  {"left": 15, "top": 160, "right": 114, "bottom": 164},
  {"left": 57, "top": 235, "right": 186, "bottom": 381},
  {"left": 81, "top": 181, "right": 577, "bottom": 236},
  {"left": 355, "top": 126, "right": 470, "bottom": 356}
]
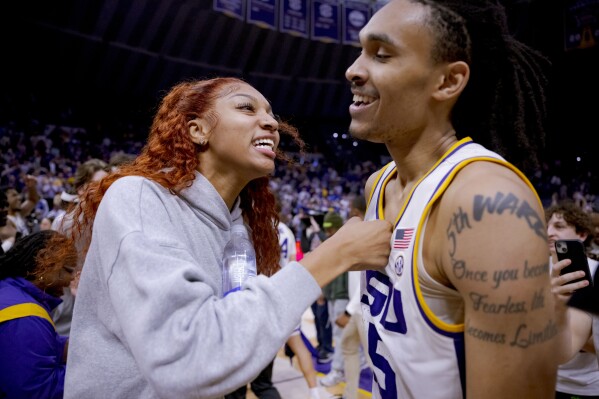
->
[
  {"left": 188, "top": 118, "right": 211, "bottom": 146},
  {"left": 432, "top": 61, "right": 469, "bottom": 102}
]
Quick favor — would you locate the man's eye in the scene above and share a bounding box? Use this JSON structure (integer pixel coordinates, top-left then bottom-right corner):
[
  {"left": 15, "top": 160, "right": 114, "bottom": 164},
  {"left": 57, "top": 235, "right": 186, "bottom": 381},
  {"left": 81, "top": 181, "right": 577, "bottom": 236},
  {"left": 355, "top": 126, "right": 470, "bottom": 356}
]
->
[{"left": 374, "top": 53, "right": 390, "bottom": 60}]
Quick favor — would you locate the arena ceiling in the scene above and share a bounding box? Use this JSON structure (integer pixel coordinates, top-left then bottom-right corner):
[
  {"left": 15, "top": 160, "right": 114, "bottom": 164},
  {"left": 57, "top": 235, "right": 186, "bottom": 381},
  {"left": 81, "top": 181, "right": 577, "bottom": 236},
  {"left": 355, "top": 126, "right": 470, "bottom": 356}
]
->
[
  {"left": 0, "top": 0, "right": 596, "bottom": 158},
  {"left": 2, "top": 0, "right": 365, "bottom": 120}
]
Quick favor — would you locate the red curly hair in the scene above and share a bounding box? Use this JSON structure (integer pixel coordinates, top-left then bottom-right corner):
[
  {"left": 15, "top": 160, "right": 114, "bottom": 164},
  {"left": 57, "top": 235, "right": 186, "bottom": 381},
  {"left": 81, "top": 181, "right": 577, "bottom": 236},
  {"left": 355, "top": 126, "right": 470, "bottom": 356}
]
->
[
  {"left": 72, "top": 77, "right": 303, "bottom": 277},
  {"left": 34, "top": 233, "right": 78, "bottom": 280},
  {"left": 0, "top": 230, "right": 77, "bottom": 282}
]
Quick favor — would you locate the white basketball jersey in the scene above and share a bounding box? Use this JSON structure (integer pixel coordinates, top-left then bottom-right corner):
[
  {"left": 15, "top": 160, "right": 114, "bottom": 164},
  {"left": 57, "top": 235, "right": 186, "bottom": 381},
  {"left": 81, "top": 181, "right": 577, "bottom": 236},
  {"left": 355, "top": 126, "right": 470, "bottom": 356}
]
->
[
  {"left": 278, "top": 221, "right": 297, "bottom": 268},
  {"left": 361, "top": 138, "right": 536, "bottom": 399}
]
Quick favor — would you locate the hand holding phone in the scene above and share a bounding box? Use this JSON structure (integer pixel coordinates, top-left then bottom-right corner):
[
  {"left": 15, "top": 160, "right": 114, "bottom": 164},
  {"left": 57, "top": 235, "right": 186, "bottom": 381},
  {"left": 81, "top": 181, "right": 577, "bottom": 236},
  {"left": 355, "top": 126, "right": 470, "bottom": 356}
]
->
[
  {"left": 555, "top": 239, "right": 599, "bottom": 315},
  {"left": 556, "top": 240, "right": 593, "bottom": 283}
]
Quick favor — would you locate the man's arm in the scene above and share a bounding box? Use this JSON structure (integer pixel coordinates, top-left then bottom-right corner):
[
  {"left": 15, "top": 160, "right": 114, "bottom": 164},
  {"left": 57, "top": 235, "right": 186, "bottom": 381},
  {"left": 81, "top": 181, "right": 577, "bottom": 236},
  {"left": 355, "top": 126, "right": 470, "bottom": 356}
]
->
[
  {"left": 19, "top": 175, "right": 40, "bottom": 217},
  {"left": 0, "top": 220, "right": 17, "bottom": 252},
  {"left": 551, "top": 259, "right": 593, "bottom": 362},
  {"left": 432, "top": 162, "right": 558, "bottom": 398},
  {"left": 566, "top": 308, "right": 593, "bottom": 359}
]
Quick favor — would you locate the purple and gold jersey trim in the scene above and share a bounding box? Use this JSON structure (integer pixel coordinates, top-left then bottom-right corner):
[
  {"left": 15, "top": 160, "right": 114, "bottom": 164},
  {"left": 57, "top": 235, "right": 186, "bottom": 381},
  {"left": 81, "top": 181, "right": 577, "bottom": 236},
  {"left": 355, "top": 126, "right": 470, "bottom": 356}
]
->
[
  {"left": 411, "top": 157, "right": 543, "bottom": 334},
  {"left": 367, "top": 136, "right": 542, "bottom": 334}
]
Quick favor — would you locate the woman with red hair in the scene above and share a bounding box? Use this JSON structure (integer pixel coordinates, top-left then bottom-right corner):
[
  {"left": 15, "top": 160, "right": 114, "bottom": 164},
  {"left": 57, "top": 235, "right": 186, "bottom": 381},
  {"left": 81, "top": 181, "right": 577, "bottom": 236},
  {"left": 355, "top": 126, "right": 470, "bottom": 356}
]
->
[{"left": 64, "top": 77, "right": 391, "bottom": 399}]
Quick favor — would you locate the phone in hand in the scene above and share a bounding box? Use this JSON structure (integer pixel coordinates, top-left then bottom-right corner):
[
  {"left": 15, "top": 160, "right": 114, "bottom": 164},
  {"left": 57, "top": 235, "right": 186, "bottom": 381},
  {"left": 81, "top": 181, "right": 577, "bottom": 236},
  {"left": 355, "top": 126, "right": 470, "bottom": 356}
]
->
[
  {"left": 555, "top": 239, "right": 598, "bottom": 314},
  {"left": 556, "top": 239, "right": 593, "bottom": 283}
]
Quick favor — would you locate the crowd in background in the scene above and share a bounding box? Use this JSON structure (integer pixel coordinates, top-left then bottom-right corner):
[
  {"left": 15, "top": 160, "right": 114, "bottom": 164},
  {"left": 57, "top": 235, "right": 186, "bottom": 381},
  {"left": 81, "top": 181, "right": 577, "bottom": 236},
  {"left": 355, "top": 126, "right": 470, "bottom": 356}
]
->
[{"left": 1, "top": 113, "right": 598, "bottom": 240}]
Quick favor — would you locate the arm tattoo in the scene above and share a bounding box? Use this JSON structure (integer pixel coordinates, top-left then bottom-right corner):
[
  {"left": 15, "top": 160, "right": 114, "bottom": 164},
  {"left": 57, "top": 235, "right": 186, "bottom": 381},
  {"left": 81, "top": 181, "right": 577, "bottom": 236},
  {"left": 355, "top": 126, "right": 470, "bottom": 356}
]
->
[
  {"left": 472, "top": 192, "right": 546, "bottom": 240},
  {"left": 466, "top": 318, "right": 558, "bottom": 348},
  {"left": 445, "top": 197, "right": 554, "bottom": 349}
]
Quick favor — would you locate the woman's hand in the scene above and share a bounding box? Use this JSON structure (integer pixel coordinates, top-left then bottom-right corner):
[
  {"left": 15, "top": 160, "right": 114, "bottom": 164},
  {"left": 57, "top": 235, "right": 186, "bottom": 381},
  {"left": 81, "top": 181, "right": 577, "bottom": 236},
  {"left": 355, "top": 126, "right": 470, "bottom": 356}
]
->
[{"left": 299, "top": 217, "right": 392, "bottom": 287}]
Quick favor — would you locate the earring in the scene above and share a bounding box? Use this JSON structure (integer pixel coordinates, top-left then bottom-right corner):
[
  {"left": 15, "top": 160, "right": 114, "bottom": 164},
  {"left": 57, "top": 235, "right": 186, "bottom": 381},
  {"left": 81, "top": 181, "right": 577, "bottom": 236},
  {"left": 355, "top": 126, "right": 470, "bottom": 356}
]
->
[
  {"left": 199, "top": 139, "right": 207, "bottom": 146},
  {"left": 39, "top": 276, "right": 44, "bottom": 281}
]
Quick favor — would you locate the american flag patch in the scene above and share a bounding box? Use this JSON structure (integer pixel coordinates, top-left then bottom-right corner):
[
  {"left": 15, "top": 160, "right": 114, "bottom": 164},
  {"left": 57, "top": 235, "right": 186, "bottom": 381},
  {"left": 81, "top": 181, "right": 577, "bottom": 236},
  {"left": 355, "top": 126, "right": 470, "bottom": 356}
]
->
[{"left": 393, "top": 228, "right": 414, "bottom": 249}]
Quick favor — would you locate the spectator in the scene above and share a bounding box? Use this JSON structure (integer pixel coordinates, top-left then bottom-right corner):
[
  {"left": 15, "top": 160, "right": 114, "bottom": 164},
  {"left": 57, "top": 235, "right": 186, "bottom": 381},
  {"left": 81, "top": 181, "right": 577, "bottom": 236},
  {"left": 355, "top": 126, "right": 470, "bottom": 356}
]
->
[
  {"left": 0, "top": 230, "right": 78, "bottom": 398},
  {"left": 547, "top": 201, "right": 599, "bottom": 398},
  {"left": 51, "top": 158, "right": 108, "bottom": 336},
  {"left": 338, "top": 196, "right": 372, "bottom": 399},
  {"left": 319, "top": 211, "right": 349, "bottom": 387},
  {"left": 1, "top": 175, "right": 40, "bottom": 248},
  {"left": 590, "top": 212, "right": 599, "bottom": 258}
]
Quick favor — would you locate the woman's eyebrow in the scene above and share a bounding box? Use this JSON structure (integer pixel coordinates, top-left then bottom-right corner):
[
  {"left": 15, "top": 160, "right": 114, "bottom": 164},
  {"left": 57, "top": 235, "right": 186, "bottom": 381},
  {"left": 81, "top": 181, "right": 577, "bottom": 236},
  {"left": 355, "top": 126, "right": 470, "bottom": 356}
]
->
[
  {"left": 230, "top": 93, "right": 273, "bottom": 114},
  {"left": 230, "top": 93, "right": 257, "bottom": 102}
]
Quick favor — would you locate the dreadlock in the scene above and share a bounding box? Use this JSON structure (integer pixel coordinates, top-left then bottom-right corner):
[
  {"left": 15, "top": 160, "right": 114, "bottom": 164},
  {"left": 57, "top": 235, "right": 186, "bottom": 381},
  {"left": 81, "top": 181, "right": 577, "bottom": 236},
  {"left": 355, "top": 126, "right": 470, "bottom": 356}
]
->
[
  {"left": 0, "top": 230, "right": 77, "bottom": 281},
  {"left": 412, "top": 0, "right": 550, "bottom": 174}
]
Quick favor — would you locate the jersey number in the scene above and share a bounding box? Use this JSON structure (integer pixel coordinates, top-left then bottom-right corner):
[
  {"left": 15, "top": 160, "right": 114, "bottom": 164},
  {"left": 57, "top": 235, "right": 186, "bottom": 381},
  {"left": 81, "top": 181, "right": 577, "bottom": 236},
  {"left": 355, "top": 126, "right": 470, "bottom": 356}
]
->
[
  {"left": 361, "top": 270, "right": 407, "bottom": 398},
  {"left": 280, "top": 238, "right": 288, "bottom": 259}
]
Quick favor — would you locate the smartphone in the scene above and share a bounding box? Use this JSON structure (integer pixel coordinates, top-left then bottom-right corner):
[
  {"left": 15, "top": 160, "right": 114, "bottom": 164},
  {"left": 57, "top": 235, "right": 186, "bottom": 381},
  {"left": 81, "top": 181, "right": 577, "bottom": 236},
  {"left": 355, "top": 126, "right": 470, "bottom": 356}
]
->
[
  {"left": 555, "top": 239, "right": 599, "bottom": 315},
  {"left": 555, "top": 239, "right": 593, "bottom": 284},
  {"left": 300, "top": 213, "right": 324, "bottom": 228}
]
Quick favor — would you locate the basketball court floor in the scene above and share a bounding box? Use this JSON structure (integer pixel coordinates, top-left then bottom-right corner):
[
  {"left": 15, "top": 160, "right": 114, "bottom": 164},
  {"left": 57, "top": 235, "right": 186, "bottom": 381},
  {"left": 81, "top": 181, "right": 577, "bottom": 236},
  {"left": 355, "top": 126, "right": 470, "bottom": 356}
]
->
[{"left": 246, "top": 309, "right": 373, "bottom": 399}]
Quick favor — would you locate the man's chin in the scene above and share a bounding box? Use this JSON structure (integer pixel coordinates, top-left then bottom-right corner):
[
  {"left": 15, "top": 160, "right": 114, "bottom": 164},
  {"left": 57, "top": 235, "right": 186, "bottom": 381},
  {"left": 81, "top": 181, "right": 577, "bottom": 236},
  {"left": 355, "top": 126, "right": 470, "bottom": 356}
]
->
[{"left": 348, "top": 126, "right": 368, "bottom": 140}]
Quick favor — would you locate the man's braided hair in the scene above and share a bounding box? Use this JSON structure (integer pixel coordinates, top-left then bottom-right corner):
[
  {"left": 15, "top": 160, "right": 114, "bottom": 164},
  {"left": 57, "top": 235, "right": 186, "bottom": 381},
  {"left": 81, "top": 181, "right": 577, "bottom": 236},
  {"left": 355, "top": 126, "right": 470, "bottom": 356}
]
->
[{"left": 412, "top": 0, "right": 550, "bottom": 174}]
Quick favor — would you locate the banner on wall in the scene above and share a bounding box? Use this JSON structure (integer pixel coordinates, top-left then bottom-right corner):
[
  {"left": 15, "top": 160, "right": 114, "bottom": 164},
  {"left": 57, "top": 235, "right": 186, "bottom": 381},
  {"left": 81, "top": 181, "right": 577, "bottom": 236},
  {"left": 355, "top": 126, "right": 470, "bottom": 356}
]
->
[
  {"left": 248, "top": 0, "right": 278, "bottom": 29},
  {"left": 213, "top": 0, "right": 245, "bottom": 20},
  {"left": 342, "top": 1, "right": 370, "bottom": 46},
  {"left": 564, "top": 0, "right": 598, "bottom": 51},
  {"left": 213, "top": 0, "right": 388, "bottom": 45},
  {"left": 280, "top": 0, "right": 309, "bottom": 38},
  {"left": 311, "top": 0, "right": 340, "bottom": 43}
]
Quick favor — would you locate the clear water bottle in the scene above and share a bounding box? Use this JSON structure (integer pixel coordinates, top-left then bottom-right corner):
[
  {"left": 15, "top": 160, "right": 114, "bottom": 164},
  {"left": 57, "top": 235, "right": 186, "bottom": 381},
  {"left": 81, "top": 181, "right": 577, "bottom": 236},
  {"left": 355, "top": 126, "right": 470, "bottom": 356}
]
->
[{"left": 222, "top": 224, "right": 257, "bottom": 296}]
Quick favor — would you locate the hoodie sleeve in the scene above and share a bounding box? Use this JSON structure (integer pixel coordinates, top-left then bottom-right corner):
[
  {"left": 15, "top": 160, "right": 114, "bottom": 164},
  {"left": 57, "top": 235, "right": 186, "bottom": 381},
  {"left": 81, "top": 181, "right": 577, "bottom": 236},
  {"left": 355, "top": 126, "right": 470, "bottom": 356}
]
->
[
  {"left": 107, "top": 234, "right": 319, "bottom": 398},
  {"left": 98, "top": 179, "right": 321, "bottom": 398}
]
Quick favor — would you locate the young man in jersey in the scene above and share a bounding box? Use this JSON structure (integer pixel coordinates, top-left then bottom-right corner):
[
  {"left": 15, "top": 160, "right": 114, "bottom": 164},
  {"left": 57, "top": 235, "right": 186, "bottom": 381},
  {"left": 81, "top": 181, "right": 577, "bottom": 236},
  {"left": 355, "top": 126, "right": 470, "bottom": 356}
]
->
[{"left": 346, "top": 0, "right": 558, "bottom": 397}]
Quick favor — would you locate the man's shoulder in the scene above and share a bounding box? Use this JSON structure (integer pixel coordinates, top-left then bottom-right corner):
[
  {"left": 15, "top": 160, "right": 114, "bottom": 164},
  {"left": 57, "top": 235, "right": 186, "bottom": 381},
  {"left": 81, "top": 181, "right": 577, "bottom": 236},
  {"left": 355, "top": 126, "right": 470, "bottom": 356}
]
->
[
  {"left": 365, "top": 164, "right": 393, "bottom": 200},
  {"left": 431, "top": 158, "right": 545, "bottom": 249},
  {"left": 6, "top": 212, "right": 24, "bottom": 221},
  {"left": 443, "top": 160, "right": 537, "bottom": 205}
]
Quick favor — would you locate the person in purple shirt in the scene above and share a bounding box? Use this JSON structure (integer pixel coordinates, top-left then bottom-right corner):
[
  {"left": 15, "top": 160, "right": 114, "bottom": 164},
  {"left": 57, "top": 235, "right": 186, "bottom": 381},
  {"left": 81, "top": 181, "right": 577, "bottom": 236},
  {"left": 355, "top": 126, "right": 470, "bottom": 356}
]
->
[{"left": 0, "top": 230, "right": 77, "bottom": 399}]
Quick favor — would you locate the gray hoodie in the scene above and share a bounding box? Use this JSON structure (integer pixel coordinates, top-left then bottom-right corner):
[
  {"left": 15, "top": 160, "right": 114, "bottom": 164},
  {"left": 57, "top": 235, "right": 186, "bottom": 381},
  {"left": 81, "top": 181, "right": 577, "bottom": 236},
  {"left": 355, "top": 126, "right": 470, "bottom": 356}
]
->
[{"left": 64, "top": 172, "right": 320, "bottom": 399}]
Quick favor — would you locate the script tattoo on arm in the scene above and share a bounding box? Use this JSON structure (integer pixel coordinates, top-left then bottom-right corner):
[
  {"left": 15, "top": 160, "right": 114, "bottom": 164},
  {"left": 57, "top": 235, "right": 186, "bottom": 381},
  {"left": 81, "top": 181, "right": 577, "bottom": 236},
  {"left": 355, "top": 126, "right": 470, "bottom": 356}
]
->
[
  {"left": 472, "top": 192, "right": 546, "bottom": 241},
  {"left": 447, "top": 207, "right": 486, "bottom": 282},
  {"left": 446, "top": 194, "right": 554, "bottom": 347},
  {"left": 466, "top": 319, "right": 558, "bottom": 347}
]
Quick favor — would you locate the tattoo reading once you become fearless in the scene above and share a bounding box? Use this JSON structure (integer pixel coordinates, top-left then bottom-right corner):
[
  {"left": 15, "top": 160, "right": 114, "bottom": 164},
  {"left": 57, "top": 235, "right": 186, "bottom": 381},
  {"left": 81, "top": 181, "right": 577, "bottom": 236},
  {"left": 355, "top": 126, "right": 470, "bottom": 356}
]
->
[
  {"left": 453, "top": 260, "right": 546, "bottom": 287},
  {"left": 469, "top": 288, "right": 545, "bottom": 314},
  {"left": 469, "top": 292, "right": 527, "bottom": 314}
]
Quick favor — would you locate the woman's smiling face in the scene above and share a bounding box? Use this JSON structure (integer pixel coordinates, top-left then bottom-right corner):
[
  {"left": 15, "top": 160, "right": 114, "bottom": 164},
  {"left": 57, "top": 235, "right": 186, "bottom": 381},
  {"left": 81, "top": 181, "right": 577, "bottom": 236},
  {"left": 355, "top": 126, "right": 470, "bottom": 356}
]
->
[{"left": 198, "top": 82, "right": 280, "bottom": 183}]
